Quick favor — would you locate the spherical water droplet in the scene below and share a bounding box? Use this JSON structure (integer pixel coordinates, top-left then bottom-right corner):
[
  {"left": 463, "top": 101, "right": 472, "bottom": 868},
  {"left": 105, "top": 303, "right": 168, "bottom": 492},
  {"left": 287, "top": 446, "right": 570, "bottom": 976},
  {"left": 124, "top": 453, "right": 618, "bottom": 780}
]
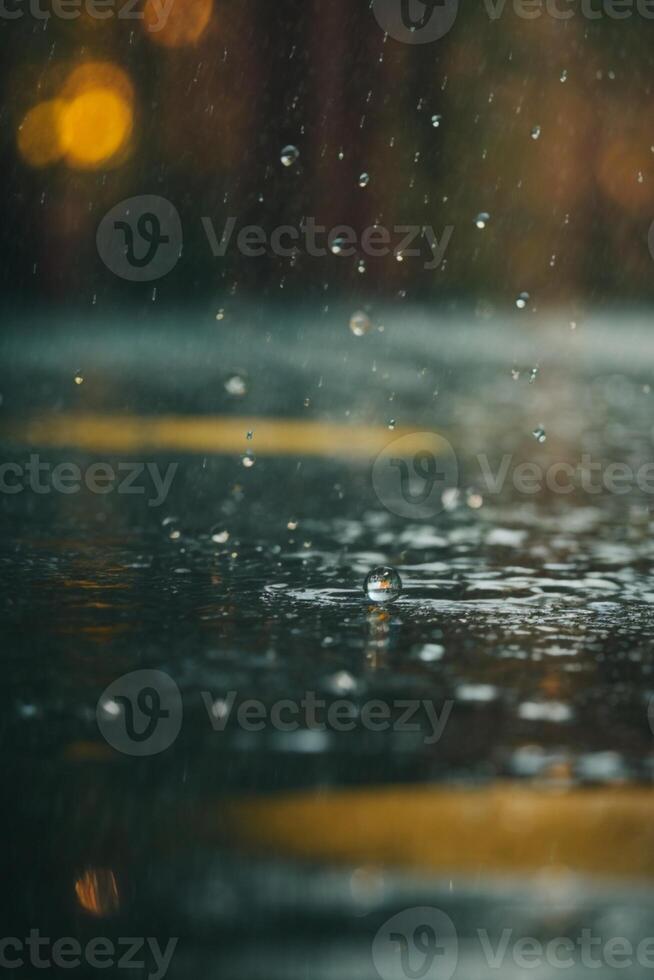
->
[
  {"left": 241, "top": 452, "right": 256, "bottom": 468},
  {"left": 225, "top": 373, "right": 248, "bottom": 397},
  {"left": 532, "top": 426, "right": 547, "bottom": 444},
  {"left": 531, "top": 125, "right": 541, "bottom": 140},
  {"left": 349, "top": 311, "right": 372, "bottom": 336},
  {"left": 364, "top": 565, "right": 402, "bottom": 604},
  {"left": 74, "top": 373, "right": 84, "bottom": 385},
  {"left": 280, "top": 144, "right": 299, "bottom": 167},
  {"left": 358, "top": 172, "right": 370, "bottom": 188},
  {"left": 431, "top": 114, "right": 442, "bottom": 128},
  {"left": 516, "top": 292, "right": 530, "bottom": 309},
  {"left": 475, "top": 212, "right": 490, "bottom": 230},
  {"left": 215, "top": 309, "right": 225, "bottom": 321}
]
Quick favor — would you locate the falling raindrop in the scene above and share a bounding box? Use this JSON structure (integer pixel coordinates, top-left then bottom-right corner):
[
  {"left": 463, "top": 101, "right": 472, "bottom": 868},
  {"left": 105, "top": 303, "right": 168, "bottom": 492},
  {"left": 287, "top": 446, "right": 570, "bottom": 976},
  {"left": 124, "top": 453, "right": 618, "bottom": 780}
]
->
[
  {"left": 330, "top": 236, "right": 347, "bottom": 255},
  {"left": 560, "top": 69, "right": 568, "bottom": 82},
  {"left": 388, "top": 419, "right": 396, "bottom": 430},
  {"left": 280, "top": 144, "right": 299, "bottom": 167},
  {"left": 246, "top": 430, "right": 254, "bottom": 440},
  {"left": 216, "top": 309, "right": 225, "bottom": 320},
  {"left": 363, "top": 565, "right": 402, "bottom": 604},
  {"left": 241, "top": 452, "right": 256, "bottom": 468},
  {"left": 74, "top": 373, "right": 84, "bottom": 385},
  {"left": 528, "top": 367, "right": 539, "bottom": 384},
  {"left": 532, "top": 426, "right": 547, "bottom": 443},
  {"left": 349, "top": 311, "right": 372, "bottom": 336},
  {"left": 531, "top": 125, "right": 541, "bottom": 140},
  {"left": 475, "top": 212, "right": 490, "bottom": 229},
  {"left": 357, "top": 259, "right": 366, "bottom": 274},
  {"left": 225, "top": 373, "right": 248, "bottom": 397},
  {"left": 210, "top": 527, "right": 229, "bottom": 544},
  {"left": 516, "top": 292, "right": 530, "bottom": 309},
  {"left": 431, "top": 114, "right": 442, "bottom": 128},
  {"left": 358, "top": 172, "right": 370, "bottom": 187}
]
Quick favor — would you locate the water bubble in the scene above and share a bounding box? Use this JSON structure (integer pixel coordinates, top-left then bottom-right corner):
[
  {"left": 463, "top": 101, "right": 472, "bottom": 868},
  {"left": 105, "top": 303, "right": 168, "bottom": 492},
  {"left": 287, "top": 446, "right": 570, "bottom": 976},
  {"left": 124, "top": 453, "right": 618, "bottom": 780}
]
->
[
  {"left": 475, "top": 212, "right": 490, "bottom": 229},
  {"left": 349, "top": 311, "right": 372, "bottom": 336},
  {"left": 532, "top": 426, "right": 547, "bottom": 443},
  {"left": 531, "top": 125, "right": 541, "bottom": 140},
  {"left": 280, "top": 144, "right": 299, "bottom": 167},
  {"left": 225, "top": 373, "right": 248, "bottom": 397},
  {"left": 431, "top": 114, "right": 442, "bottom": 128},
  {"left": 516, "top": 291, "right": 530, "bottom": 309},
  {"left": 241, "top": 452, "right": 256, "bottom": 468},
  {"left": 358, "top": 172, "right": 370, "bottom": 187},
  {"left": 363, "top": 565, "right": 402, "bottom": 604}
]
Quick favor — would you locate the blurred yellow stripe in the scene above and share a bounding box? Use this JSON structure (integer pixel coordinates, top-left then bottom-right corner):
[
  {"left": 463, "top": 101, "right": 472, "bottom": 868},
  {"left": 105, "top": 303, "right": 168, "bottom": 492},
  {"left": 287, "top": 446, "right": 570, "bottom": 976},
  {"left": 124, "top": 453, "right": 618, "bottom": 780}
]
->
[
  {"left": 212, "top": 785, "right": 654, "bottom": 880},
  {"left": 1, "top": 414, "right": 443, "bottom": 459}
]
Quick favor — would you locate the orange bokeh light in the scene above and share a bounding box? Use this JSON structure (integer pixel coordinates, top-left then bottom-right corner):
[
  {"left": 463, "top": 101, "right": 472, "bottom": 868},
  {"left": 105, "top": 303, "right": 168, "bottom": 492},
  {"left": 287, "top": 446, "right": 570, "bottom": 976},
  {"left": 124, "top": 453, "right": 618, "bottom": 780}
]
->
[
  {"left": 74, "top": 868, "right": 120, "bottom": 917},
  {"left": 60, "top": 87, "right": 133, "bottom": 169},
  {"left": 144, "top": 0, "right": 212, "bottom": 47},
  {"left": 17, "top": 100, "right": 67, "bottom": 167},
  {"left": 62, "top": 61, "right": 134, "bottom": 109}
]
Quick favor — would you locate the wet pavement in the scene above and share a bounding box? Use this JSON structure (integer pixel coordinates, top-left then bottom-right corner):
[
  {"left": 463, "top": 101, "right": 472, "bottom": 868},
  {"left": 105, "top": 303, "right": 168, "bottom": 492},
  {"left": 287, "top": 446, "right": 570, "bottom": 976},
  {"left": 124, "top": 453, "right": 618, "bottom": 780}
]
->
[{"left": 2, "top": 306, "right": 654, "bottom": 977}]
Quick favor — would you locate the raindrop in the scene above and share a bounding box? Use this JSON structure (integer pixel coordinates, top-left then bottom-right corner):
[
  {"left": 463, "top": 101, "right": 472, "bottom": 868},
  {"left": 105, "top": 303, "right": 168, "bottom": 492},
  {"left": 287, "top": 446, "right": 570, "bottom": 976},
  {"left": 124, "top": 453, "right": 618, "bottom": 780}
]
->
[
  {"left": 246, "top": 430, "right": 254, "bottom": 440},
  {"left": 511, "top": 368, "right": 520, "bottom": 380},
  {"left": 431, "top": 114, "right": 442, "bottom": 128},
  {"left": 531, "top": 125, "right": 541, "bottom": 140},
  {"left": 330, "top": 236, "right": 347, "bottom": 255},
  {"left": 210, "top": 528, "right": 229, "bottom": 544},
  {"left": 528, "top": 367, "right": 539, "bottom": 384},
  {"left": 280, "top": 144, "right": 299, "bottom": 167},
  {"left": 215, "top": 309, "right": 225, "bottom": 320},
  {"left": 357, "top": 259, "right": 366, "bottom": 274},
  {"left": 287, "top": 518, "right": 298, "bottom": 530},
  {"left": 225, "top": 373, "right": 248, "bottom": 396},
  {"left": 162, "top": 516, "right": 181, "bottom": 541},
  {"left": 241, "top": 452, "right": 256, "bottom": 468},
  {"left": 475, "top": 212, "right": 490, "bottom": 229},
  {"left": 516, "top": 291, "right": 530, "bottom": 309},
  {"left": 358, "top": 172, "right": 370, "bottom": 187},
  {"left": 560, "top": 69, "right": 568, "bottom": 82},
  {"left": 363, "top": 565, "right": 402, "bottom": 604},
  {"left": 388, "top": 419, "right": 396, "bottom": 430},
  {"left": 349, "top": 311, "right": 372, "bottom": 336},
  {"left": 532, "top": 426, "right": 547, "bottom": 443},
  {"left": 74, "top": 373, "right": 84, "bottom": 385}
]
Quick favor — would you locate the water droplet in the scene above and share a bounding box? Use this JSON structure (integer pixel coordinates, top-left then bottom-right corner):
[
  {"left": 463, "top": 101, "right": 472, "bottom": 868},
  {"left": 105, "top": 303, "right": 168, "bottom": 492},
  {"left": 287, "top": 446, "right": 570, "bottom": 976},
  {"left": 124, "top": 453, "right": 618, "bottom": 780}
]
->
[
  {"left": 330, "top": 236, "right": 347, "bottom": 255},
  {"left": 516, "top": 291, "right": 530, "bottom": 309},
  {"left": 363, "top": 565, "right": 402, "bottom": 604},
  {"left": 532, "top": 426, "right": 547, "bottom": 443},
  {"left": 225, "top": 373, "right": 248, "bottom": 397},
  {"left": 287, "top": 518, "right": 298, "bottom": 530},
  {"left": 388, "top": 419, "right": 396, "bottom": 430},
  {"left": 349, "top": 311, "right": 372, "bottom": 336},
  {"left": 246, "top": 430, "right": 254, "bottom": 440},
  {"left": 215, "top": 309, "right": 225, "bottom": 321},
  {"left": 357, "top": 259, "right": 366, "bottom": 274},
  {"left": 475, "top": 212, "right": 490, "bottom": 230},
  {"left": 431, "top": 114, "right": 442, "bottom": 128},
  {"left": 74, "top": 373, "right": 84, "bottom": 385},
  {"left": 511, "top": 368, "right": 520, "bottom": 380},
  {"left": 358, "top": 172, "right": 370, "bottom": 187},
  {"left": 528, "top": 366, "right": 539, "bottom": 384},
  {"left": 560, "top": 69, "right": 568, "bottom": 82},
  {"left": 531, "top": 125, "right": 541, "bottom": 140},
  {"left": 241, "top": 452, "right": 256, "bottom": 468},
  {"left": 162, "top": 515, "right": 181, "bottom": 541},
  {"left": 210, "top": 527, "right": 229, "bottom": 544},
  {"left": 280, "top": 144, "right": 299, "bottom": 167}
]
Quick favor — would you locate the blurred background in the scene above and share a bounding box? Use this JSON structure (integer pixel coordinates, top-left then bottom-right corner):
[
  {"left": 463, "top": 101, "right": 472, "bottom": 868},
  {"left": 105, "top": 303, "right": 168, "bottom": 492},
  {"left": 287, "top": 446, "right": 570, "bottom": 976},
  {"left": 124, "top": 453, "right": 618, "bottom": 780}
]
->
[{"left": 4, "top": 0, "right": 654, "bottom": 313}]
